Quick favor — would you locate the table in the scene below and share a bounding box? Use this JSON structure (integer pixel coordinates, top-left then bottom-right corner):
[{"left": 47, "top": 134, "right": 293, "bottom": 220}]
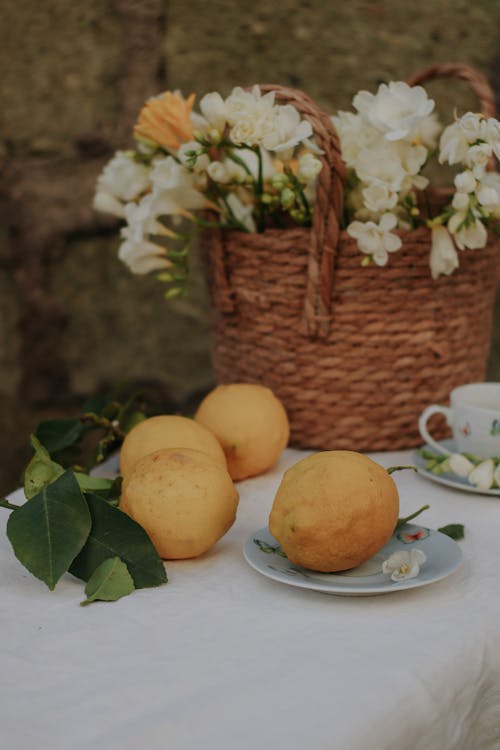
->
[{"left": 2, "top": 447, "right": 500, "bottom": 750}]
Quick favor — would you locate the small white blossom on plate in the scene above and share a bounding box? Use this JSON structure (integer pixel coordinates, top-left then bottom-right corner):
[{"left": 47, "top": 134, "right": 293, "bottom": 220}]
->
[
  {"left": 382, "top": 549, "right": 427, "bottom": 582},
  {"left": 448, "top": 453, "right": 475, "bottom": 478},
  {"left": 468, "top": 459, "right": 495, "bottom": 491}
]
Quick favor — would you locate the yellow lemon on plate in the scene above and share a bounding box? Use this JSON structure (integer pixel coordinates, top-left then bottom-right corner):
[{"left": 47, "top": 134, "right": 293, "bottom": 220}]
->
[
  {"left": 120, "top": 447, "right": 239, "bottom": 559},
  {"left": 194, "top": 383, "right": 290, "bottom": 481},
  {"left": 269, "top": 450, "right": 399, "bottom": 572}
]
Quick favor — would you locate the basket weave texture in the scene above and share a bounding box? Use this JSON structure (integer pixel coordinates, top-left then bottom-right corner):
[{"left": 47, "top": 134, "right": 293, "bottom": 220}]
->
[{"left": 204, "top": 66, "right": 500, "bottom": 452}]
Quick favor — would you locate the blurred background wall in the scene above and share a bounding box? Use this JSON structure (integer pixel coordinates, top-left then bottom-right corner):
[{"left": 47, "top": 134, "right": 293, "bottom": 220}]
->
[{"left": 1, "top": 0, "right": 500, "bottom": 494}]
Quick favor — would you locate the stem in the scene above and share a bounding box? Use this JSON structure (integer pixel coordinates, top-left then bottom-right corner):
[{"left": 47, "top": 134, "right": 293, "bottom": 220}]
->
[
  {"left": 287, "top": 169, "right": 312, "bottom": 222},
  {"left": 386, "top": 465, "right": 418, "bottom": 475},
  {"left": 396, "top": 504, "right": 430, "bottom": 528},
  {"left": 255, "top": 147, "right": 265, "bottom": 232},
  {"left": 0, "top": 498, "right": 20, "bottom": 511}
]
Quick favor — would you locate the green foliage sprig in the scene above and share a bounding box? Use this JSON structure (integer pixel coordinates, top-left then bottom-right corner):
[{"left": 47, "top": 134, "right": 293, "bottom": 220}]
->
[{"left": 0, "top": 394, "right": 167, "bottom": 605}]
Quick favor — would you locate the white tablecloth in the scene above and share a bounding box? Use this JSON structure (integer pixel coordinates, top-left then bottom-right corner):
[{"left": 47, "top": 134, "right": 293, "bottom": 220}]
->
[{"left": 2, "top": 447, "right": 500, "bottom": 750}]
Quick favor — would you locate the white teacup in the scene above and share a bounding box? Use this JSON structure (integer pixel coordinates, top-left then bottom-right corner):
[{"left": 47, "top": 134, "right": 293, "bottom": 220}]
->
[{"left": 418, "top": 382, "right": 500, "bottom": 458}]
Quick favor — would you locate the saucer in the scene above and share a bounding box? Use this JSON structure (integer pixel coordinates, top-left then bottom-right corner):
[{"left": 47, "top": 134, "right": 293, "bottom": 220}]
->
[
  {"left": 413, "top": 439, "right": 500, "bottom": 496},
  {"left": 244, "top": 524, "right": 462, "bottom": 596}
]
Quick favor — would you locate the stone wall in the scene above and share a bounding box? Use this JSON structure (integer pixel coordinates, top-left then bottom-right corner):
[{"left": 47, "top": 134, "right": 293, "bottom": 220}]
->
[{"left": 1, "top": 0, "right": 500, "bottom": 493}]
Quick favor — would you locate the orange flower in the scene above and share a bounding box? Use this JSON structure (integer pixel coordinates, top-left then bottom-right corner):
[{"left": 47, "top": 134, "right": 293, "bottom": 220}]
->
[{"left": 134, "top": 91, "right": 196, "bottom": 149}]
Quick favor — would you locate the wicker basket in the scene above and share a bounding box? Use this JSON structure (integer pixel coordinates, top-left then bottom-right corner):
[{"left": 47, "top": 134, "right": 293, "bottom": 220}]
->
[{"left": 204, "top": 65, "right": 500, "bottom": 452}]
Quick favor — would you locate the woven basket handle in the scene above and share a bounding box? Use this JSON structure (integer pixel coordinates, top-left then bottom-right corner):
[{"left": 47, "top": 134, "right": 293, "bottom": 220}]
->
[
  {"left": 407, "top": 63, "right": 497, "bottom": 118},
  {"left": 257, "top": 85, "right": 346, "bottom": 336},
  {"left": 211, "top": 85, "right": 346, "bottom": 337}
]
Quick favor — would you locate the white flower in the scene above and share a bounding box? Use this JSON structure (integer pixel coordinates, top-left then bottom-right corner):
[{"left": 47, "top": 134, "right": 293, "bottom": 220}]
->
[
  {"left": 448, "top": 211, "right": 488, "bottom": 250},
  {"left": 118, "top": 238, "right": 170, "bottom": 275},
  {"left": 296, "top": 153, "right": 323, "bottom": 183},
  {"left": 93, "top": 152, "right": 150, "bottom": 217},
  {"left": 452, "top": 192, "right": 470, "bottom": 211},
  {"left": 150, "top": 156, "right": 208, "bottom": 214},
  {"left": 485, "top": 117, "right": 500, "bottom": 159},
  {"left": 178, "top": 141, "right": 210, "bottom": 173},
  {"left": 361, "top": 182, "right": 399, "bottom": 213},
  {"left": 353, "top": 82, "right": 434, "bottom": 142},
  {"left": 493, "top": 463, "right": 500, "bottom": 488},
  {"left": 355, "top": 141, "right": 407, "bottom": 193},
  {"left": 262, "top": 104, "right": 313, "bottom": 154},
  {"left": 439, "top": 122, "right": 470, "bottom": 165},
  {"left": 466, "top": 143, "right": 492, "bottom": 178},
  {"left": 468, "top": 459, "right": 495, "bottom": 491},
  {"left": 225, "top": 85, "right": 276, "bottom": 147},
  {"left": 429, "top": 226, "right": 459, "bottom": 280},
  {"left": 459, "top": 112, "right": 489, "bottom": 142},
  {"left": 207, "top": 160, "right": 232, "bottom": 183},
  {"left": 382, "top": 549, "right": 427, "bottom": 582},
  {"left": 454, "top": 170, "right": 477, "bottom": 194},
  {"left": 477, "top": 173, "right": 500, "bottom": 217},
  {"left": 199, "top": 92, "right": 227, "bottom": 132},
  {"left": 225, "top": 193, "right": 257, "bottom": 232},
  {"left": 347, "top": 213, "right": 402, "bottom": 266},
  {"left": 121, "top": 195, "right": 164, "bottom": 243},
  {"left": 332, "top": 111, "right": 380, "bottom": 167},
  {"left": 412, "top": 112, "right": 442, "bottom": 149},
  {"left": 448, "top": 453, "right": 475, "bottom": 478}
]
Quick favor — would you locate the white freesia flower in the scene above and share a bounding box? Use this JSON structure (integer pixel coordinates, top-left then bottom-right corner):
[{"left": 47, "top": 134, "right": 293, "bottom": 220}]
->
[
  {"left": 485, "top": 117, "right": 500, "bottom": 159},
  {"left": 225, "top": 85, "right": 276, "bottom": 147},
  {"left": 118, "top": 238, "right": 170, "bottom": 275},
  {"left": 448, "top": 453, "right": 475, "bottom": 478},
  {"left": 429, "top": 226, "right": 459, "bottom": 279},
  {"left": 459, "top": 112, "right": 489, "bottom": 142},
  {"left": 382, "top": 549, "right": 427, "bottom": 582},
  {"left": 226, "top": 193, "right": 257, "bottom": 232},
  {"left": 121, "top": 195, "right": 164, "bottom": 243},
  {"left": 355, "top": 141, "right": 407, "bottom": 193},
  {"left": 448, "top": 211, "right": 488, "bottom": 250},
  {"left": 439, "top": 121, "right": 470, "bottom": 165},
  {"left": 361, "top": 182, "right": 399, "bottom": 213},
  {"left": 466, "top": 143, "right": 492, "bottom": 178},
  {"left": 477, "top": 172, "right": 500, "bottom": 217},
  {"left": 332, "top": 111, "right": 380, "bottom": 167},
  {"left": 199, "top": 92, "right": 228, "bottom": 132},
  {"left": 454, "top": 170, "right": 477, "bottom": 194},
  {"left": 353, "top": 82, "right": 434, "bottom": 142},
  {"left": 468, "top": 459, "right": 495, "bottom": 491},
  {"left": 262, "top": 104, "right": 313, "bottom": 155},
  {"left": 347, "top": 213, "right": 402, "bottom": 265},
  {"left": 452, "top": 192, "right": 470, "bottom": 211},
  {"left": 207, "top": 160, "right": 232, "bottom": 183},
  {"left": 93, "top": 152, "right": 150, "bottom": 217},
  {"left": 412, "top": 112, "right": 442, "bottom": 149},
  {"left": 296, "top": 153, "right": 323, "bottom": 183},
  {"left": 178, "top": 141, "right": 210, "bottom": 173},
  {"left": 150, "top": 156, "right": 208, "bottom": 213}
]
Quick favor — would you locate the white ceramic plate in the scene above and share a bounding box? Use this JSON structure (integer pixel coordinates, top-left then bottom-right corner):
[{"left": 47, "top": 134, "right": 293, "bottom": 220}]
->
[
  {"left": 413, "top": 439, "right": 500, "bottom": 496},
  {"left": 244, "top": 523, "right": 463, "bottom": 596}
]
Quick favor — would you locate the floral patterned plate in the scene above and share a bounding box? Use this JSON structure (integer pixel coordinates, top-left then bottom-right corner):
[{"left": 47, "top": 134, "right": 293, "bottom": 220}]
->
[
  {"left": 413, "top": 439, "right": 500, "bottom": 496},
  {"left": 243, "top": 523, "right": 462, "bottom": 596}
]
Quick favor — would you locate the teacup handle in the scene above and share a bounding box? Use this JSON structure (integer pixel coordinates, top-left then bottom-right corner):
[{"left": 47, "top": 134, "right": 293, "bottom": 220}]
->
[{"left": 418, "top": 405, "right": 453, "bottom": 455}]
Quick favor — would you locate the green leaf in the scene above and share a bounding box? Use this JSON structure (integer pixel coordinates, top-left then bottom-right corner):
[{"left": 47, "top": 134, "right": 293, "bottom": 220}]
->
[
  {"left": 74, "top": 473, "right": 116, "bottom": 493},
  {"left": 69, "top": 493, "right": 167, "bottom": 589},
  {"left": 80, "top": 557, "right": 135, "bottom": 606},
  {"left": 438, "top": 524, "right": 465, "bottom": 541},
  {"left": 24, "top": 435, "right": 65, "bottom": 500},
  {"left": 7, "top": 471, "right": 91, "bottom": 590},
  {"left": 35, "top": 418, "right": 84, "bottom": 453}
]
